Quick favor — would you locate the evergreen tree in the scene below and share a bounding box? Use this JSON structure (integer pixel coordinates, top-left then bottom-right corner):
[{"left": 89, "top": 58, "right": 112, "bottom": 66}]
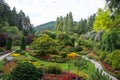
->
[
  {"left": 6, "top": 37, "right": 12, "bottom": 50},
  {"left": 20, "top": 37, "right": 26, "bottom": 50}
]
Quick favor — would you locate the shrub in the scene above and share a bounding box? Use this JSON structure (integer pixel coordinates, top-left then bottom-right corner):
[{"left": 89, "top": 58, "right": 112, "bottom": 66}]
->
[
  {"left": 20, "top": 37, "right": 26, "bottom": 50},
  {"left": 100, "top": 51, "right": 108, "bottom": 60},
  {"left": 105, "top": 50, "right": 120, "bottom": 70},
  {"left": 6, "top": 37, "right": 12, "bottom": 50},
  {"left": 8, "top": 62, "right": 41, "bottom": 80},
  {"left": 60, "top": 52, "right": 67, "bottom": 58},
  {"left": 45, "top": 64, "right": 62, "bottom": 74}
]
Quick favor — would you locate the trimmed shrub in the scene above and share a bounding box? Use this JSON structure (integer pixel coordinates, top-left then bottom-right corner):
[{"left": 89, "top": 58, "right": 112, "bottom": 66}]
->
[
  {"left": 20, "top": 37, "right": 26, "bottom": 50},
  {"left": 105, "top": 50, "right": 120, "bottom": 70},
  {"left": 6, "top": 37, "right": 12, "bottom": 50},
  {"left": 8, "top": 62, "right": 42, "bottom": 80}
]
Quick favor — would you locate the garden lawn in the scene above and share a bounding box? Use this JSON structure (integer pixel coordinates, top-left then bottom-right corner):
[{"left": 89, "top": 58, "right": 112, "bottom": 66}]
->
[{"left": 26, "top": 53, "right": 96, "bottom": 76}]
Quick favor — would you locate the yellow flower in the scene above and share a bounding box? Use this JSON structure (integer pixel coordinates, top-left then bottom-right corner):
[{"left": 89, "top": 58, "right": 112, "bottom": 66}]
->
[
  {"left": 31, "top": 62, "right": 40, "bottom": 67},
  {"left": 10, "top": 53, "right": 20, "bottom": 57},
  {"left": 67, "top": 52, "right": 78, "bottom": 58}
]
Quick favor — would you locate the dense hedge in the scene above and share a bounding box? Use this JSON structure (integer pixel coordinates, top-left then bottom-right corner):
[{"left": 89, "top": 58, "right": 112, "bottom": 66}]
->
[{"left": 6, "top": 37, "right": 12, "bottom": 50}]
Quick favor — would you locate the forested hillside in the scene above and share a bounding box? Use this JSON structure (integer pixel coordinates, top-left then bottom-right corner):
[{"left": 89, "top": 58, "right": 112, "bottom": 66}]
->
[{"left": 34, "top": 21, "right": 55, "bottom": 34}]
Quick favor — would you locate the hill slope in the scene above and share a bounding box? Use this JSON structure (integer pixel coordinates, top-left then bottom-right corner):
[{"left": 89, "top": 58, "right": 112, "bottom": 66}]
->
[{"left": 34, "top": 21, "right": 56, "bottom": 34}]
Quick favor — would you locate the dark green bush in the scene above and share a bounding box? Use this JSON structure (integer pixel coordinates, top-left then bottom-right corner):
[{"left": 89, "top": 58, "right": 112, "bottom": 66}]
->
[
  {"left": 45, "top": 64, "right": 62, "bottom": 74},
  {"left": 20, "top": 37, "right": 26, "bottom": 50},
  {"left": 105, "top": 50, "right": 120, "bottom": 70},
  {"left": 8, "top": 62, "right": 42, "bottom": 80},
  {"left": 60, "top": 52, "right": 67, "bottom": 58},
  {"left": 6, "top": 37, "right": 12, "bottom": 50}
]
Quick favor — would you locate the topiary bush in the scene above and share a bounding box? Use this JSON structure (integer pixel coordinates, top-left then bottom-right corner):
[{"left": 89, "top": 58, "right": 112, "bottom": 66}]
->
[
  {"left": 20, "top": 37, "right": 26, "bottom": 50},
  {"left": 6, "top": 37, "right": 12, "bottom": 50},
  {"left": 105, "top": 50, "right": 120, "bottom": 70},
  {"left": 8, "top": 62, "right": 42, "bottom": 80}
]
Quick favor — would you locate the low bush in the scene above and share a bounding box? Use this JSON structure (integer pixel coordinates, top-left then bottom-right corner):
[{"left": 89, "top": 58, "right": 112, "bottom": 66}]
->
[
  {"left": 45, "top": 64, "right": 62, "bottom": 74},
  {"left": 8, "top": 62, "right": 41, "bottom": 80}
]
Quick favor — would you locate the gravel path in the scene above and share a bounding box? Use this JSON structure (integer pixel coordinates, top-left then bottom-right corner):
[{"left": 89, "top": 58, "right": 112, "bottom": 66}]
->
[
  {"left": 0, "top": 51, "right": 15, "bottom": 61},
  {"left": 82, "top": 56, "right": 118, "bottom": 80}
]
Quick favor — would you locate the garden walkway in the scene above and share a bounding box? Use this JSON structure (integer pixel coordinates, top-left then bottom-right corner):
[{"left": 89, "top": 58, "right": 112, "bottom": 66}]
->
[
  {"left": 0, "top": 51, "right": 15, "bottom": 61},
  {"left": 82, "top": 55, "right": 118, "bottom": 80}
]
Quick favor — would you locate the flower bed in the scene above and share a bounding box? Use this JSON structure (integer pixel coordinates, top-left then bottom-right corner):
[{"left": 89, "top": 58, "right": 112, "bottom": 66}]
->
[{"left": 43, "top": 71, "right": 84, "bottom": 80}]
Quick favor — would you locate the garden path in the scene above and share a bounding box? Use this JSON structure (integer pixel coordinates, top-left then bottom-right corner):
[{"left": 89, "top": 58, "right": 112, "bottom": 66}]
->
[
  {"left": 0, "top": 51, "right": 15, "bottom": 61},
  {"left": 82, "top": 55, "right": 118, "bottom": 80}
]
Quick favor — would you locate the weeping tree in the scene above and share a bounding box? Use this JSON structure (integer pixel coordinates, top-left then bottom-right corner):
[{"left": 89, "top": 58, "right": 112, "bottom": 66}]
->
[
  {"left": 100, "top": 29, "right": 118, "bottom": 52},
  {"left": 6, "top": 37, "right": 12, "bottom": 50}
]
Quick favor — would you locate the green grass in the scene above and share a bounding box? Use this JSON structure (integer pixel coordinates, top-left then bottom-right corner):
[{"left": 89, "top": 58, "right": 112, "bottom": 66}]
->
[{"left": 26, "top": 52, "right": 95, "bottom": 75}]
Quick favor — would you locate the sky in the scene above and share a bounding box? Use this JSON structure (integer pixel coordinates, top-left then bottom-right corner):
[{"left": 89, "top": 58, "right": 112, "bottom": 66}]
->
[{"left": 6, "top": 0, "right": 105, "bottom": 26}]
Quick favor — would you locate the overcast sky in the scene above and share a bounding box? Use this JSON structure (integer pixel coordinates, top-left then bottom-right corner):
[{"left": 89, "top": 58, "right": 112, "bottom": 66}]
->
[{"left": 6, "top": 0, "right": 105, "bottom": 26}]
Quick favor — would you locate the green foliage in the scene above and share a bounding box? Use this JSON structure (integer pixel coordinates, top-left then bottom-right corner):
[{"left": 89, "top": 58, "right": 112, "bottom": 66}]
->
[
  {"left": 20, "top": 37, "right": 26, "bottom": 50},
  {"left": 56, "top": 33, "right": 73, "bottom": 47},
  {"left": 105, "top": 50, "right": 120, "bottom": 70},
  {"left": 105, "top": 0, "right": 120, "bottom": 15},
  {"left": 100, "top": 29, "right": 118, "bottom": 52},
  {"left": 94, "top": 9, "right": 113, "bottom": 32},
  {"left": 72, "top": 57, "right": 88, "bottom": 74},
  {"left": 100, "top": 51, "right": 108, "bottom": 60},
  {"left": 5, "top": 37, "right": 12, "bottom": 50},
  {"left": 44, "top": 64, "right": 62, "bottom": 74},
  {"left": 8, "top": 62, "right": 41, "bottom": 80},
  {"left": 55, "top": 12, "right": 73, "bottom": 33},
  {"left": 31, "top": 34, "right": 57, "bottom": 56},
  {"left": 90, "top": 69, "right": 112, "bottom": 80}
]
